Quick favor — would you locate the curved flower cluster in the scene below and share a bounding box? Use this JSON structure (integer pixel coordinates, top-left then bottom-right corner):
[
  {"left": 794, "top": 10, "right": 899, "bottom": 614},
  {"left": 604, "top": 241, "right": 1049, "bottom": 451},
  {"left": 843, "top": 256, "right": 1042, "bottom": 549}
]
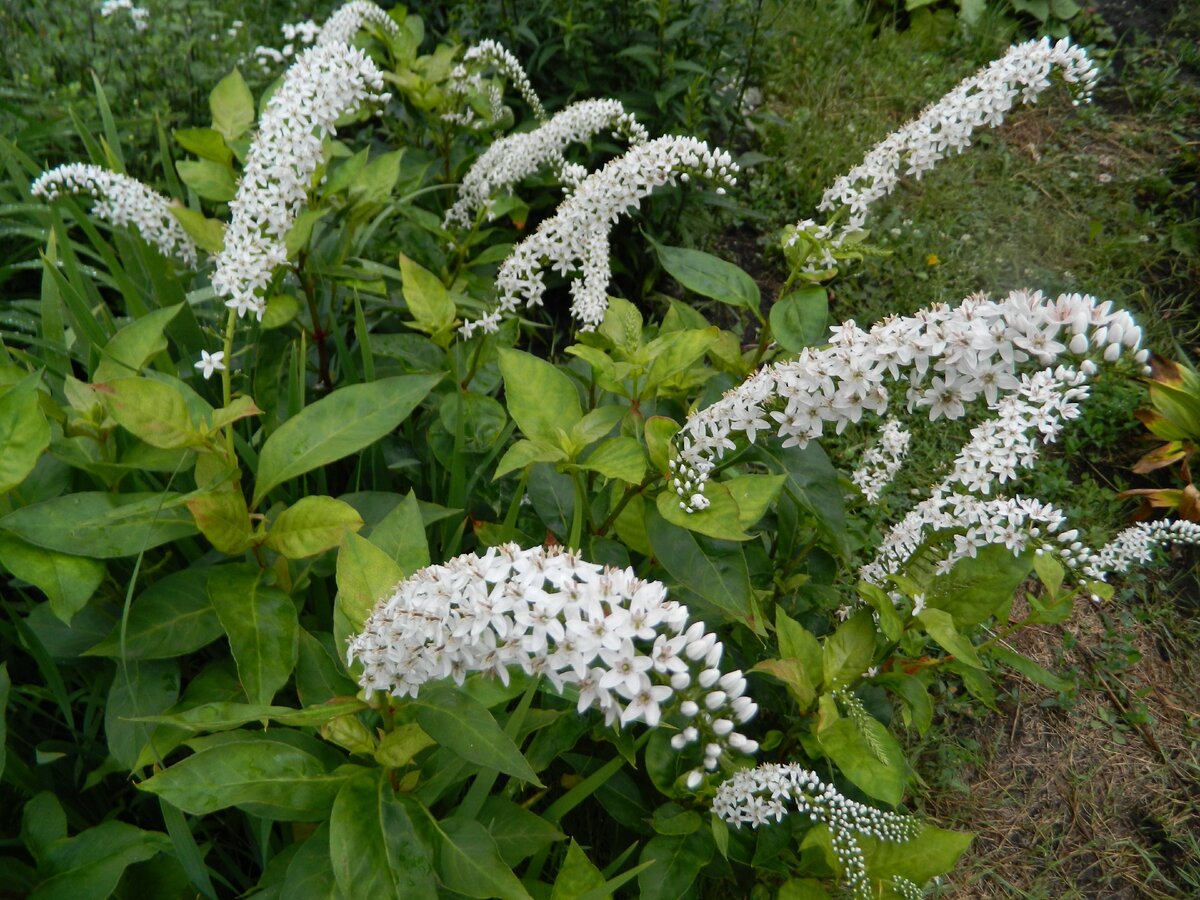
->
[
  {"left": 211, "top": 43, "right": 390, "bottom": 320},
  {"left": 462, "top": 136, "right": 737, "bottom": 335},
  {"left": 460, "top": 40, "right": 546, "bottom": 121},
  {"left": 817, "top": 38, "right": 1096, "bottom": 233},
  {"left": 316, "top": 0, "right": 401, "bottom": 46},
  {"left": 444, "top": 99, "right": 649, "bottom": 229},
  {"left": 712, "top": 763, "right": 919, "bottom": 898},
  {"left": 1079, "top": 518, "right": 1200, "bottom": 583},
  {"left": 347, "top": 544, "right": 758, "bottom": 781},
  {"left": 675, "top": 290, "right": 1148, "bottom": 510},
  {"left": 31, "top": 163, "right": 197, "bottom": 267},
  {"left": 851, "top": 418, "right": 911, "bottom": 502},
  {"left": 99, "top": 0, "right": 148, "bottom": 31}
]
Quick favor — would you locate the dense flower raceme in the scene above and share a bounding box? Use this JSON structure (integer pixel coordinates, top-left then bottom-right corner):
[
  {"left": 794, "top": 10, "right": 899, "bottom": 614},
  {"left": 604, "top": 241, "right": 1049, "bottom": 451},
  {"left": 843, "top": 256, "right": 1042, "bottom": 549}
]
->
[
  {"left": 459, "top": 40, "right": 547, "bottom": 122},
  {"left": 30, "top": 163, "right": 198, "bottom": 267},
  {"left": 316, "top": 0, "right": 402, "bottom": 46},
  {"left": 347, "top": 543, "right": 759, "bottom": 784},
  {"left": 675, "top": 290, "right": 1143, "bottom": 501},
  {"left": 788, "top": 38, "right": 1098, "bottom": 274},
  {"left": 851, "top": 417, "right": 911, "bottom": 502},
  {"left": 99, "top": 0, "right": 148, "bottom": 32},
  {"left": 211, "top": 42, "right": 390, "bottom": 320},
  {"left": 712, "top": 764, "right": 920, "bottom": 899},
  {"left": 461, "top": 136, "right": 737, "bottom": 336},
  {"left": 444, "top": 99, "right": 650, "bottom": 229}
]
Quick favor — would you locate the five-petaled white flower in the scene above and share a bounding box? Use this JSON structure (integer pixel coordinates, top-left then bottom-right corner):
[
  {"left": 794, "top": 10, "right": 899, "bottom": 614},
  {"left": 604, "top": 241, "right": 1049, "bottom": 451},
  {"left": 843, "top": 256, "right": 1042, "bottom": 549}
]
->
[{"left": 194, "top": 350, "right": 226, "bottom": 380}]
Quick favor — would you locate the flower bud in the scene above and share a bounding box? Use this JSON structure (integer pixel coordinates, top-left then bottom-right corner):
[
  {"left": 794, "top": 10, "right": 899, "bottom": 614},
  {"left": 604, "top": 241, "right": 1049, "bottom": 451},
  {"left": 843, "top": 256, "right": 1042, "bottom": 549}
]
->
[
  {"left": 698, "top": 668, "right": 721, "bottom": 688},
  {"left": 679, "top": 700, "right": 699, "bottom": 717},
  {"left": 712, "top": 718, "right": 734, "bottom": 736},
  {"left": 705, "top": 690, "right": 727, "bottom": 710}
]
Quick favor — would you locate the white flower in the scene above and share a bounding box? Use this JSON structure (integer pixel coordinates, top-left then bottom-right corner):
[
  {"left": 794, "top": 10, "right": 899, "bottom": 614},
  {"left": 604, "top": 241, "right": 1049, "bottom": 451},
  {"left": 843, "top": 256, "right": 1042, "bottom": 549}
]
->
[
  {"left": 459, "top": 40, "right": 546, "bottom": 120},
  {"left": 211, "top": 42, "right": 390, "bottom": 321},
  {"left": 99, "top": 0, "right": 148, "bottom": 31},
  {"left": 444, "top": 99, "right": 648, "bottom": 229},
  {"left": 194, "top": 350, "right": 226, "bottom": 380},
  {"left": 316, "top": 1, "right": 401, "bottom": 46},
  {"left": 461, "top": 136, "right": 737, "bottom": 335},
  {"left": 31, "top": 164, "right": 197, "bottom": 266},
  {"left": 348, "top": 544, "right": 756, "bottom": 760}
]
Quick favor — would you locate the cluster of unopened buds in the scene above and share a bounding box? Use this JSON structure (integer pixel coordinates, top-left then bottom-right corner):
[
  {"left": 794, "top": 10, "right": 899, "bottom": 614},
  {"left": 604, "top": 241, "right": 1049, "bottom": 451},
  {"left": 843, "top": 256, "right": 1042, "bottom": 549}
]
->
[
  {"left": 712, "top": 763, "right": 920, "bottom": 899},
  {"left": 348, "top": 544, "right": 757, "bottom": 787}
]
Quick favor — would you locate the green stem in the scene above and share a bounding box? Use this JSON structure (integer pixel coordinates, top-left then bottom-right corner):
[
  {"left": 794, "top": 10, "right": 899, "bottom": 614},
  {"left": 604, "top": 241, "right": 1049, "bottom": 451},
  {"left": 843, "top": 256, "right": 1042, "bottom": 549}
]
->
[
  {"left": 220, "top": 306, "right": 237, "bottom": 457},
  {"left": 569, "top": 471, "right": 588, "bottom": 550}
]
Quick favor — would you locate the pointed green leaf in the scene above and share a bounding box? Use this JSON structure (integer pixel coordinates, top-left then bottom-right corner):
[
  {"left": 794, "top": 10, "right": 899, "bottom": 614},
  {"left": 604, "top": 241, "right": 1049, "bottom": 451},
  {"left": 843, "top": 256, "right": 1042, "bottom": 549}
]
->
[
  {"left": 400, "top": 253, "right": 455, "bottom": 333},
  {"left": 580, "top": 437, "right": 646, "bottom": 483},
  {"left": 498, "top": 348, "right": 582, "bottom": 444},
  {"left": 0, "top": 533, "right": 104, "bottom": 625},
  {"left": 655, "top": 244, "right": 760, "bottom": 312},
  {"left": 365, "top": 491, "right": 429, "bottom": 574},
  {"left": 552, "top": 839, "right": 607, "bottom": 900},
  {"left": 266, "top": 496, "right": 364, "bottom": 559},
  {"left": 98, "top": 377, "right": 198, "bottom": 449},
  {"left": 209, "top": 68, "right": 255, "bottom": 141},
  {"left": 0, "top": 492, "right": 196, "bottom": 558},
  {"left": 92, "top": 304, "right": 182, "bottom": 383},
  {"left": 769, "top": 287, "right": 828, "bottom": 352},
  {"left": 413, "top": 683, "right": 542, "bottom": 786},
  {"left": 822, "top": 610, "right": 876, "bottom": 689},
  {"left": 330, "top": 771, "right": 437, "bottom": 899},
  {"left": 253, "top": 374, "right": 440, "bottom": 506},
  {"left": 208, "top": 565, "right": 298, "bottom": 705}
]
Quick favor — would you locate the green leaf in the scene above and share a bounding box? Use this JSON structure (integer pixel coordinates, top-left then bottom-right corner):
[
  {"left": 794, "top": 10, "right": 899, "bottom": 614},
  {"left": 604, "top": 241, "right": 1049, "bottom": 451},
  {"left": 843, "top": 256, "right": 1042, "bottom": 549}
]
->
[
  {"left": 169, "top": 207, "right": 225, "bottom": 254},
  {"left": 570, "top": 406, "right": 626, "bottom": 449},
  {"left": 645, "top": 505, "right": 756, "bottom": 628},
  {"left": 498, "top": 348, "right": 582, "bottom": 445},
  {"left": 92, "top": 305, "right": 182, "bottom": 383},
  {"left": 434, "top": 817, "right": 532, "bottom": 900},
  {"left": 253, "top": 374, "right": 440, "bottom": 505},
  {"left": 817, "top": 717, "right": 907, "bottom": 806},
  {"left": 174, "top": 127, "right": 232, "bottom": 164},
  {"left": 917, "top": 608, "right": 983, "bottom": 669},
  {"left": 262, "top": 293, "right": 300, "bottom": 329},
  {"left": 209, "top": 68, "right": 255, "bottom": 141},
  {"left": 138, "top": 738, "right": 349, "bottom": 820},
  {"left": 330, "top": 770, "right": 437, "bottom": 899},
  {"left": 496, "top": 440, "right": 567, "bottom": 479},
  {"left": 643, "top": 327, "right": 718, "bottom": 390},
  {"left": 823, "top": 610, "right": 876, "bottom": 689},
  {"left": 644, "top": 416, "right": 680, "bottom": 474},
  {"left": 858, "top": 582, "right": 905, "bottom": 642},
  {"left": 176, "top": 159, "right": 237, "bottom": 202},
  {"left": 208, "top": 565, "right": 299, "bottom": 705},
  {"left": 131, "top": 699, "right": 366, "bottom": 733},
  {"left": 552, "top": 839, "right": 608, "bottom": 900},
  {"left": 599, "top": 297, "right": 643, "bottom": 354},
  {"left": 725, "top": 474, "right": 786, "bottom": 530},
  {"left": 30, "top": 821, "right": 170, "bottom": 900},
  {"left": 88, "top": 567, "right": 222, "bottom": 659},
  {"left": 989, "top": 645, "right": 1075, "bottom": 694},
  {"left": 186, "top": 489, "right": 253, "bottom": 555},
  {"left": 0, "top": 374, "right": 49, "bottom": 494},
  {"left": 862, "top": 824, "right": 972, "bottom": 885},
  {"left": 580, "top": 437, "right": 646, "bottom": 483},
  {"left": 295, "top": 629, "right": 358, "bottom": 707},
  {"left": 0, "top": 492, "right": 196, "bottom": 558},
  {"left": 351, "top": 150, "right": 404, "bottom": 207},
  {"left": 926, "top": 545, "right": 1032, "bottom": 627},
  {"left": 655, "top": 484, "right": 750, "bottom": 541},
  {"left": 0, "top": 662, "right": 8, "bottom": 783},
  {"left": 769, "top": 287, "right": 828, "bottom": 352},
  {"left": 335, "top": 531, "right": 404, "bottom": 646},
  {"left": 375, "top": 722, "right": 437, "bottom": 768},
  {"left": 286, "top": 208, "right": 330, "bottom": 257},
  {"left": 751, "top": 658, "right": 818, "bottom": 709},
  {"left": 105, "top": 659, "right": 179, "bottom": 769},
  {"left": 400, "top": 253, "right": 455, "bottom": 334},
  {"left": 637, "top": 829, "right": 715, "bottom": 900},
  {"left": 266, "top": 496, "right": 364, "bottom": 559},
  {"left": 98, "top": 377, "right": 198, "bottom": 449},
  {"left": 480, "top": 797, "right": 565, "bottom": 867},
  {"left": 655, "top": 244, "right": 760, "bottom": 313},
  {"left": 413, "top": 682, "right": 542, "bottom": 786},
  {"left": 0, "top": 533, "right": 104, "bottom": 625},
  {"left": 281, "top": 823, "right": 339, "bottom": 899},
  {"left": 21, "top": 793, "right": 66, "bottom": 863},
  {"left": 365, "top": 491, "right": 430, "bottom": 574}
]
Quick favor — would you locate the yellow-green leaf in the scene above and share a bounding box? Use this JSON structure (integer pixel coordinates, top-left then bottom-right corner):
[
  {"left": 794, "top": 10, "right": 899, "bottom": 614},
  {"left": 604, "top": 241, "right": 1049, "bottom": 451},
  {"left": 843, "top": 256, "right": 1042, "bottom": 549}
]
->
[{"left": 266, "top": 496, "right": 364, "bottom": 559}]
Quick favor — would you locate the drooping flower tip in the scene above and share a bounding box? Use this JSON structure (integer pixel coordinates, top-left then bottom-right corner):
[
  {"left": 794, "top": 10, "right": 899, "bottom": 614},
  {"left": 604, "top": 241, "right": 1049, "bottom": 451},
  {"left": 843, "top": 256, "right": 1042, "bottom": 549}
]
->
[{"left": 31, "top": 163, "right": 197, "bottom": 267}]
